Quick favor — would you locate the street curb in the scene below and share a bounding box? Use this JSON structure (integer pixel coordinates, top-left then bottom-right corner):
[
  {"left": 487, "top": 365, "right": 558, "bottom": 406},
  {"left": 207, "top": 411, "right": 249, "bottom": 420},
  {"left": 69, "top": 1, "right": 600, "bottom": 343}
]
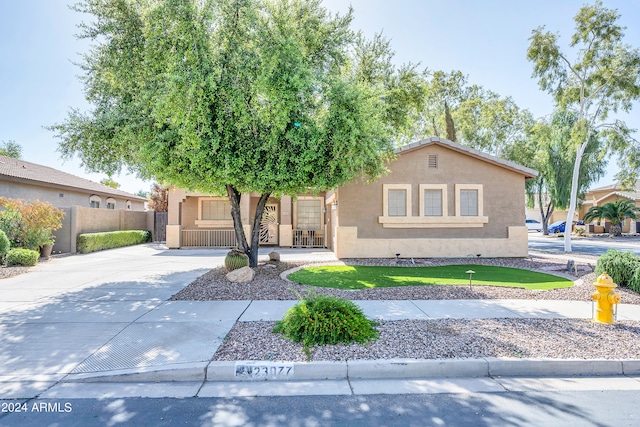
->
[
  {"left": 64, "top": 362, "right": 209, "bottom": 383},
  {"left": 64, "top": 358, "right": 640, "bottom": 383}
]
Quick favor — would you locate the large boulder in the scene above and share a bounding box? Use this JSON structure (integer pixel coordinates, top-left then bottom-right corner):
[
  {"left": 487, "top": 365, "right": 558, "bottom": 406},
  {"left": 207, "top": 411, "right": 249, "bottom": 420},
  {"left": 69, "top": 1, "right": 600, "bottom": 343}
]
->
[{"left": 226, "top": 266, "right": 255, "bottom": 283}]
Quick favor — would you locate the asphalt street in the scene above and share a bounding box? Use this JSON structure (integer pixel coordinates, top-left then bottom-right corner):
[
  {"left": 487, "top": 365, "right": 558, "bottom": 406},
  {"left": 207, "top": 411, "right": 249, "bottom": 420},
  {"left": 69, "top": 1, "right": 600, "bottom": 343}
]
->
[
  {"left": 2, "top": 391, "right": 640, "bottom": 427},
  {"left": 528, "top": 233, "right": 640, "bottom": 256}
]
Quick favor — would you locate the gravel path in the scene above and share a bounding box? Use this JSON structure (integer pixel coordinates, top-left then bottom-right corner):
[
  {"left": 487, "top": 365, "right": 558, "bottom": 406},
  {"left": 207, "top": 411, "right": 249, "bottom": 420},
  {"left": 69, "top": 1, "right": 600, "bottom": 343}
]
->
[{"left": 170, "top": 255, "right": 640, "bottom": 362}]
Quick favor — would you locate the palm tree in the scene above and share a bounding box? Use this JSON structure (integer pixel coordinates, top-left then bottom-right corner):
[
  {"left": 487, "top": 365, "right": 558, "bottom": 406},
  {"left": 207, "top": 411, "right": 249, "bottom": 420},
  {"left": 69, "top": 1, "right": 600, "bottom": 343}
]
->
[{"left": 583, "top": 199, "right": 640, "bottom": 237}]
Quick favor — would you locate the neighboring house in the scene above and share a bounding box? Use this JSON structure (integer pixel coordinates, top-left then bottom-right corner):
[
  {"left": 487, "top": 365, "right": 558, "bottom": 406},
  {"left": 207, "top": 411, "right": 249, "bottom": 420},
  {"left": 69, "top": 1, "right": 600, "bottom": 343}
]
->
[
  {"left": 0, "top": 155, "right": 151, "bottom": 253},
  {"left": 166, "top": 137, "right": 537, "bottom": 258},
  {"left": 0, "top": 155, "right": 146, "bottom": 210},
  {"left": 578, "top": 181, "right": 640, "bottom": 233}
]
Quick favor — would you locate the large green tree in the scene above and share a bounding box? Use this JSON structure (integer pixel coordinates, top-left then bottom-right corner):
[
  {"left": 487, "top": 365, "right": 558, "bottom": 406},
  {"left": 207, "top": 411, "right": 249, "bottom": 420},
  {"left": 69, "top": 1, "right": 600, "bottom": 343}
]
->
[
  {"left": 506, "top": 110, "right": 606, "bottom": 234},
  {"left": 455, "top": 91, "right": 534, "bottom": 157},
  {"left": 404, "top": 71, "right": 533, "bottom": 157},
  {"left": 402, "top": 70, "right": 470, "bottom": 143},
  {"left": 0, "top": 140, "right": 22, "bottom": 159},
  {"left": 528, "top": 0, "right": 640, "bottom": 251},
  {"left": 50, "top": 0, "right": 419, "bottom": 266}
]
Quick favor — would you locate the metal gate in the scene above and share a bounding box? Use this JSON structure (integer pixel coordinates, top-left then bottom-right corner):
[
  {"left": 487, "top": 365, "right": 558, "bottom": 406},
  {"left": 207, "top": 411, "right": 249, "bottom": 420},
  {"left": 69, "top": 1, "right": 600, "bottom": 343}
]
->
[
  {"left": 259, "top": 204, "right": 279, "bottom": 245},
  {"left": 154, "top": 212, "right": 168, "bottom": 242}
]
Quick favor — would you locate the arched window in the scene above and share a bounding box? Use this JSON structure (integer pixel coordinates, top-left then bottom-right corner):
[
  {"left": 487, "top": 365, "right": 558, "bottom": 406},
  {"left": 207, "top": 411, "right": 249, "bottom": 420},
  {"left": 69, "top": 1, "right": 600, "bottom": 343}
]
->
[
  {"left": 126, "top": 200, "right": 132, "bottom": 210},
  {"left": 89, "top": 195, "right": 101, "bottom": 209},
  {"left": 106, "top": 198, "right": 116, "bottom": 209}
]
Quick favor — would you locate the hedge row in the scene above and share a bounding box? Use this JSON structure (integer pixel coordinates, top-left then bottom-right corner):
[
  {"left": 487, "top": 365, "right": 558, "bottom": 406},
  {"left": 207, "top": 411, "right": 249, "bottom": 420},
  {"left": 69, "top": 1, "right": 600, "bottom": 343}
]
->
[
  {"left": 77, "top": 230, "right": 152, "bottom": 254},
  {"left": 595, "top": 249, "right": 640, "bottom": 293}
]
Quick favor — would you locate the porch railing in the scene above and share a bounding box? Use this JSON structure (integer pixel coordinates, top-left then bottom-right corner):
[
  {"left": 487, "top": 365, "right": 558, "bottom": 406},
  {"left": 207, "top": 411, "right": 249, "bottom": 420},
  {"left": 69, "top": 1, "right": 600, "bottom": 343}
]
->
[
  {"left": 182, "top": 229, "right": 237, "bottom": 248},
  {"left": 292, "top": 229, "right": 325, "bottom": 248}
]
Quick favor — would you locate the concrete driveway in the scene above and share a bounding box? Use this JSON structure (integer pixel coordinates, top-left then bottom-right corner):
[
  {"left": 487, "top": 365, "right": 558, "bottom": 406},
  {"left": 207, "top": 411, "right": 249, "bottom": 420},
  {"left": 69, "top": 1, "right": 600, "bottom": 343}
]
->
[
  {"left": 0, "top": 245, "right": 219, "bottom": 395},
  {"left": 0, "top": 244, "right": 339, "bottom": 398}
]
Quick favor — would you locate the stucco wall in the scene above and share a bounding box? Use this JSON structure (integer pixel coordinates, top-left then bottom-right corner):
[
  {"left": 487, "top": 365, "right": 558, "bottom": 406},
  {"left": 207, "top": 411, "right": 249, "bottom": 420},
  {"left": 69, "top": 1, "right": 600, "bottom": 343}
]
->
[
  {"left": 335, "top": 226, "right": 529, "bottom": 258},
  {"left": 52, "top": 207, "right": 152, "bottom": 253},
  {"left": 181, "top": 197, "right": 199, "bottom": 228},
  {"left": 337, "top": 144, "right": 526, "bottom": 241},
  {"left": 0, "top": 178, "right": 145, "bottom": 210},
  {"left": 334, "top": 144, "right": 526, "bottom": 257}
]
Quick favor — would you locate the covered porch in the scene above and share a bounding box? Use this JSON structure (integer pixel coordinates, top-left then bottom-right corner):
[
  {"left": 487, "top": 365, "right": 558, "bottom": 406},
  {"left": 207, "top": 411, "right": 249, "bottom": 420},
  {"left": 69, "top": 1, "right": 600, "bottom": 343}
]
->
[{"left": 166, "top": 188, "right": 330, "bottom": 249}]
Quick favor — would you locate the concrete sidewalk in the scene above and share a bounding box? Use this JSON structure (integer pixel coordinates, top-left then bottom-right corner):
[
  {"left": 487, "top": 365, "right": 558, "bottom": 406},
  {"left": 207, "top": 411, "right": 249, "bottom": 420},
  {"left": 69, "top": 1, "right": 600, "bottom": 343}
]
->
[{"left": 1, "top": 245, "right": 639, "bottom": 400}]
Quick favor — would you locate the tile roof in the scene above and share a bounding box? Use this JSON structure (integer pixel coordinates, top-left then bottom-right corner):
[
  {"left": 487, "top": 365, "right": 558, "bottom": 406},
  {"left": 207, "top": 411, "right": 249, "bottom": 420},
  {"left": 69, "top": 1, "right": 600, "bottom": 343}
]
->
[
  {"left": 595, "top": 191, "right": 640, "bottom": 203},
  {"left": 0, "top": 155, "right": 146, "bottom": 200},
  {"left": 397, "top": 137, "right": 538, "bottom": 179},
  {"left": 589, "top": 180, "right": 640, "bottom": 193}
]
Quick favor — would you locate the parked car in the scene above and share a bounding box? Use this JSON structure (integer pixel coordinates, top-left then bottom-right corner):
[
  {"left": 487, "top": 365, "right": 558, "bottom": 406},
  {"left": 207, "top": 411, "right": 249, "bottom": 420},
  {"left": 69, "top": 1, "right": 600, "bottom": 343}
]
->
[
  {"left": 547, "top": 220, "right": 583, "bottom": 234},
  {"left": 526, "top": 219, "right": 542, "bottom": 232},
  {"left": 548, "top": 220, "right": 566, "bottom": 234}
]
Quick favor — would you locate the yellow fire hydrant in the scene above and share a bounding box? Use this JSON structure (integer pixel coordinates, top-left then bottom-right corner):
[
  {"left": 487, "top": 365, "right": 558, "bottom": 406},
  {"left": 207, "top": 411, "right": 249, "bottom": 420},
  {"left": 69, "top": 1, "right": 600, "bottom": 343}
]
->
[{"left": 591, "top": 272, "right": 621, "bottom": 324}]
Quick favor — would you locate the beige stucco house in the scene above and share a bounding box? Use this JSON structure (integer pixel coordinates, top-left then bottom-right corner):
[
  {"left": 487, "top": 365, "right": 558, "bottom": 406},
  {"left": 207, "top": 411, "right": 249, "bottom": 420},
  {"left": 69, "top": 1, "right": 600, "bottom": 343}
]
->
[
  {"left": 167, "top": 137, "right": 537, "bottom": 258},
  {"left": 0, "top": 155, "right": 147, "bottom": 210},
  {"left": 167, "top": 188, "right": 328, "bottom": 250},
  {"left": 540, "top": 181, "right": 640, "bottom": 234},
  {"left": 1, "top": 155, "right": 150, "bottom": 253},
  {"left": 577, "top": 181, "right": 640, "bottom": 233}
]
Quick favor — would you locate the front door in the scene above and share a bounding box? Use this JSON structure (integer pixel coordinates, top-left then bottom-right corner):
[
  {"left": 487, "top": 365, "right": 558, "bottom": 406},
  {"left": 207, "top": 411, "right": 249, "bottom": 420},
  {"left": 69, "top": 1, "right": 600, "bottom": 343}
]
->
[{"left": 259, "top": 204, "right": 279, "bottom": 245}]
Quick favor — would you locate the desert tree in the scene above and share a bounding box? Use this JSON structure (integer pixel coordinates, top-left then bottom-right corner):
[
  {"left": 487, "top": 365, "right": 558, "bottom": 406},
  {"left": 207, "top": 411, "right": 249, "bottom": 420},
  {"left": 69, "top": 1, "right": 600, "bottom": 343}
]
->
[
  {"left": 528, "top": 0, "right": 640, "bottom": 251},
  {"left": 50, "top": 0, "right": 420, "bottom": 266}
]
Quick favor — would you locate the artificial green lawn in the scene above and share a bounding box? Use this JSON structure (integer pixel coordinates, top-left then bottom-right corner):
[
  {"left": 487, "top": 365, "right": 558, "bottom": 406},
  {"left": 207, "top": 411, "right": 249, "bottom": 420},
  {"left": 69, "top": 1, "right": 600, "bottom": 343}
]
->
[{"left": 287, "top": 264, "right": 573, "bottom": 291}]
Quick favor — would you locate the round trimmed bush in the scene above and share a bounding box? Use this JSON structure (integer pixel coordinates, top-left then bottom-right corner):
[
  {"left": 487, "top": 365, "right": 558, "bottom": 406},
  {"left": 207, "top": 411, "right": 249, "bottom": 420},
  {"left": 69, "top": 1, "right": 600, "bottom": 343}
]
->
[
  {"left": 5, "top": 248, "right": 39, "bottom": 267},
  {"left": 0, "top": 229, "right": 9, "bottom": 261},
  {"left": 273, "top": 294, "right": 379, "bottom": 348}
]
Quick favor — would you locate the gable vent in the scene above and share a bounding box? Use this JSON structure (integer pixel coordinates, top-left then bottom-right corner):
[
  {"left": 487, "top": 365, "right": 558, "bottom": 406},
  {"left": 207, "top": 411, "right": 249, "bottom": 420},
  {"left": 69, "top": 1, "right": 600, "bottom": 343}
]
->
[{"left": 428, "top": 154, "right": 438, "bottom": 169}]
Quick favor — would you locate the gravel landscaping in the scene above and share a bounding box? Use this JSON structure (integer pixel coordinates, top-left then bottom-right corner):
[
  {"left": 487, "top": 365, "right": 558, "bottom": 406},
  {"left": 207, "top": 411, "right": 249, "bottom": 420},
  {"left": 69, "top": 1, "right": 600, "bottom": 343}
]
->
[
  {"left": 214, "top": 319, "right": 640, "bottom": 362},
  {"left": 0, "top": 265, "right": 30, "bottom": 280},
  {"left": 171, "top": 255, "right": 640, "bottom": 304},
  {"left": 170, "top": 255, "right": 640, "bottom": 362}
]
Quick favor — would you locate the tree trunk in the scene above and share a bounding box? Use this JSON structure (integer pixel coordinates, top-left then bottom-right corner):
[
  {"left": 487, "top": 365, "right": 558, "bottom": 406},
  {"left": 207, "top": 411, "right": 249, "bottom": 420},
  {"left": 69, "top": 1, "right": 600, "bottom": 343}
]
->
[
  {"left": 610, "top": 223, "right": 622, "bottom": 237},
  {"left": 539, "top": 194, "right": 554, "bottom": 235},
  {"left": 563, "top": 140, "right": 588, "bottom": 252},
  {"left": 227, "top": 184, "right": 249, "bottom": 252},
  {"left": 226, "top": 184, "right": 272, "bottom": 268},
  {"left": 431, "top": 118, "right": 439, "bottom": 137},
  {"left": 444, "top": 101, "right": 457, "bottom": 142},
  {"left": 249, "top": 193, "right": 271, "bottom": 267},
  {"left": 533, "top": 178, "right": 554, "bottom": 235}
]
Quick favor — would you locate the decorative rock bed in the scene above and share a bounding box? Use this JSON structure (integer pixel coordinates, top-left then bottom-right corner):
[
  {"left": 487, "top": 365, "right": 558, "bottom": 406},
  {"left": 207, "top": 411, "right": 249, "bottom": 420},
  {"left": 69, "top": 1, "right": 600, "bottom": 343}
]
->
[{"left": 170, "top": 255, "right": 640, "bottom": 362}]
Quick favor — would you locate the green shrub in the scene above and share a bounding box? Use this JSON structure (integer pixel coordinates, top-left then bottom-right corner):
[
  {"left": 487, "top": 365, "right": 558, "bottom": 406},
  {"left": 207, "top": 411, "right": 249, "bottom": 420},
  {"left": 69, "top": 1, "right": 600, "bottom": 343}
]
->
[
  {"left": 0, "top": 208, "right": 22, "bottom": 247},
  {"left": 225, "top": 249, "right": 249, "bottom": 271},
  {"left": 273, "top": 293, "right": 379, "bottom": 356},
  {"left": 629, "top": 266, "right": 640, "bottom": 294},
  {"left": 5, "top": 248, "right": 39, "bottom": 266},
  {"left": 0, "top": 229, "right": 9, "bottom": 261},
  {"left": 0, "top": 197, "right": 65, "bottom": 250},
  {"left": 76, "top": 230, "right": 152, "bottom": 254},
  {"left": 595, "top": 249, "right": 640, "bottom": 287}
]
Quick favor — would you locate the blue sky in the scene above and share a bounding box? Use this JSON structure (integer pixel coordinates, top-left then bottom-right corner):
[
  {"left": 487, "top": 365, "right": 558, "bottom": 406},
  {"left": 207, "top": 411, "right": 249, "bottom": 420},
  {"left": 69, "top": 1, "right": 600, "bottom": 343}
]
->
[{"left": 1, "top": 0, "right": 639, "bottom": 194}]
